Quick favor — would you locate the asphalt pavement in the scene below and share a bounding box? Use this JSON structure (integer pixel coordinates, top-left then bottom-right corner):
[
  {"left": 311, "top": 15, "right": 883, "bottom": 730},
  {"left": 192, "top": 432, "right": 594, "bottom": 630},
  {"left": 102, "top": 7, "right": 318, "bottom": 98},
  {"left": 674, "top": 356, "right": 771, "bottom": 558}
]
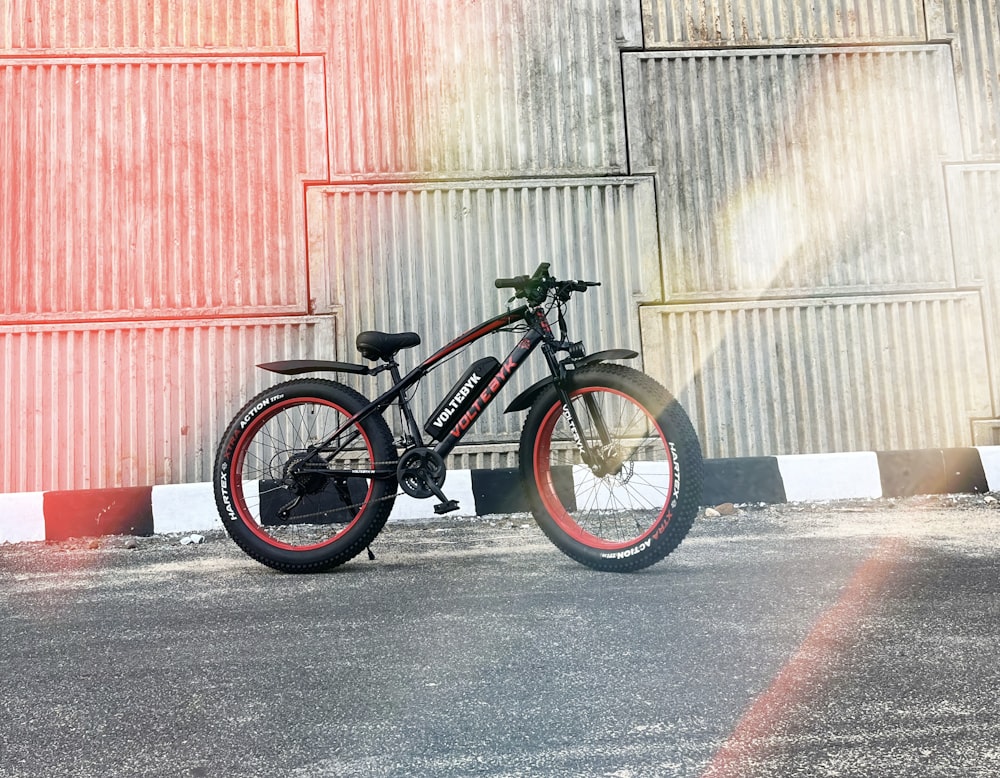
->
[{"left": 1, "top": 496, "right": 998, "bottom": 777}]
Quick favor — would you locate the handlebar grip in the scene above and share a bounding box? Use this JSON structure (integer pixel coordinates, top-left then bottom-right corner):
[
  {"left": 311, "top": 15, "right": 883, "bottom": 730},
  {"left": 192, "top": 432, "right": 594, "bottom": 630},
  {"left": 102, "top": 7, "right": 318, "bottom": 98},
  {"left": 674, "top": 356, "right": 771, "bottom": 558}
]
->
[
  {"left": 495, "top": 275, "right": 529, "bottom": 289},
  {"left": 568, "top": 280, "right": 600, "bottom": 292}
]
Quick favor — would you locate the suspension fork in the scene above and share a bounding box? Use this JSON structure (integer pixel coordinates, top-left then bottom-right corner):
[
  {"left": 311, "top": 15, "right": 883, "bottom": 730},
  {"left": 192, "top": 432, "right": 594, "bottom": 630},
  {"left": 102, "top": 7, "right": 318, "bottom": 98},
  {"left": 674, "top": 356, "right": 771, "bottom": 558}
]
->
[
  {"left": 539, "top": 341, "right": 608, "bottom": 464},
  {"left": 583, "top": 393, "right": 615, "bottom": 449}
]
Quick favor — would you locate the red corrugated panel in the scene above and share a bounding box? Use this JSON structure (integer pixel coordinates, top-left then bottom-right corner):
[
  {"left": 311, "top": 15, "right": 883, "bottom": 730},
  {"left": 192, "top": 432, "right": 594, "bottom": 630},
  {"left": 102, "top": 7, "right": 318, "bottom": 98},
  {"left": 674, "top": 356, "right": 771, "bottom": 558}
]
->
[
  {"left": 1, "top": 57, "right": 329, "bottom": 322},
  {"left": 300, "top": 0, "right": 634, "bottom": 177},
  {"left": 0, "top": 0, "right": 298, "bottom": 53},
  {"left": 1, "top": 316, "right": 339, "bottom": 492}
]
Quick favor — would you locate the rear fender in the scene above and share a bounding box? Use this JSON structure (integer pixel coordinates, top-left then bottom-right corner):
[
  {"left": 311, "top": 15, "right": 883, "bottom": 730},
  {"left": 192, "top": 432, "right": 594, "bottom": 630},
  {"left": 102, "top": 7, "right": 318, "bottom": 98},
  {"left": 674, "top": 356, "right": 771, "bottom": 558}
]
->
[{"left": 258, "top": 359, "right": 371, "bottom": 376}]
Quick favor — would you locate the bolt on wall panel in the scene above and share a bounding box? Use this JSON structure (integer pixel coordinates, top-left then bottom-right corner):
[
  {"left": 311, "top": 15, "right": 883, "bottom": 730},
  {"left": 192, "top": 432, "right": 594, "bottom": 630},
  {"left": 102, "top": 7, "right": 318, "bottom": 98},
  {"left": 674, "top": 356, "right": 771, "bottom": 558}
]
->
[
  {"left": 0, "top": 57, "right": 328, "bottom": 322},
  {"left": 0, "top": 0, "right": 298, "bottom": 53},
  {"left": 938, "top": 0, "right": 1000, "bottom": 159},
  {"left": 300, "top": 0, "right": 637, "bottom": 178},
  {"left": 624, "top": 46, "right": 963, "bottom": 302},
  {"left": 307, "top": 178, "right": 659, "bottom": 446},
  {"left": 641, "top": 0, "right": 928, "bottom": 48},
  {"left": 0, "top": 316, "right": 338, "bottom": 493},
  {"left": 640, "top": 293, "right": 992, "bottom": 459}
]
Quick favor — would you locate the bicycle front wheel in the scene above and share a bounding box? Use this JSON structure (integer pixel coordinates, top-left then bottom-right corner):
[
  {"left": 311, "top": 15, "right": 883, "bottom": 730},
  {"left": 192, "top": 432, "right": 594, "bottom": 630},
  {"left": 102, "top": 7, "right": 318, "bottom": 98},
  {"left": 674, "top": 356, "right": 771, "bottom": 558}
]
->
[
  {"left": 519, "top": 364, "right": 703, "bottom": 572},
  {"left": 213, "top": 379, "right": 398, "bottom": 573}
]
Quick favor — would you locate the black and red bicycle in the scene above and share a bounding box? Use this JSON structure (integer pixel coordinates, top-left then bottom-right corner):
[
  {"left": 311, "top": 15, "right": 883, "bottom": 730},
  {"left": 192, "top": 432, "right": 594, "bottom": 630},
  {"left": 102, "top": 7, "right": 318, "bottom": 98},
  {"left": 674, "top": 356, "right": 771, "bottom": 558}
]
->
[{"left": 213, "top": 264, "right": 703, "bottom": 573}]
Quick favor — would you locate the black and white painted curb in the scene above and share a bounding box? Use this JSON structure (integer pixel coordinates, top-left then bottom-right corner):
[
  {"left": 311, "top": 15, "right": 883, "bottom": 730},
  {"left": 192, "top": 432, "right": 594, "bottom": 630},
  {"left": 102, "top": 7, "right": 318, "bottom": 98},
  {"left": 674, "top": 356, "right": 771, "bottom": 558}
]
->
[{"left": 2, "top": 446, "right": 999, "bottom": 545}]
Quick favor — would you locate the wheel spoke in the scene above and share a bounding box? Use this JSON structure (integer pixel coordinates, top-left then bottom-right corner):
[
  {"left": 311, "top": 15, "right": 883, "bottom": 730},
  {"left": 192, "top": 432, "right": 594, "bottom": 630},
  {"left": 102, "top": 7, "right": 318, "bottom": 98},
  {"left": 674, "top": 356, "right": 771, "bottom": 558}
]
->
[
  {"left": 215, "top": 384, "right": 401, "bottom": 573},
  {"left": 531, "top": 380, "right": 677, "bottom": 552},
  {"left": 521, "top": 365, "right": 701, "bottom": 570}
]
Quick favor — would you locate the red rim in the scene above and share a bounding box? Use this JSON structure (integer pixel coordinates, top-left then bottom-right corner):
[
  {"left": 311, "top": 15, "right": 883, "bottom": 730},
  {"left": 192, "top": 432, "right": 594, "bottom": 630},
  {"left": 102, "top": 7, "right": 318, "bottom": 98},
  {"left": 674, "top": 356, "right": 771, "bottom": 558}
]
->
[
  {"left": 532, "top": 387, "right": 674, "bottom": 551},
  {"left": 230, "top": 397, "right": 374, "bottom": 552}
]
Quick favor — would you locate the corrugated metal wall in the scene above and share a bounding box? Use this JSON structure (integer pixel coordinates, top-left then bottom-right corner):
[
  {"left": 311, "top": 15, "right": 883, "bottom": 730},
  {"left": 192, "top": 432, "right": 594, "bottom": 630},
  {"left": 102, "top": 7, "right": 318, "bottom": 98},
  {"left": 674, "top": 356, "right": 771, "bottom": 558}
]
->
[
  {"left": 641, "top": 0, "right": 928, "bottom": 47},
  {"left": 2, "top": 57, "right": 327, "bottom": 320},
  {"left": 641, "top": 294, "right": 992, "bottom": 455},
  {"left": 938, "top": 0, "right": 1000, "bottom": 159},
  {"left": 948, "top": 162, "right": 1000, "bottom": 443},
  {"left": 625, "top": 46, "right": 962, "bottom": 300},
  {"left": 306, "top": 178, "right": 659, "bottom": 464},
  {"left": 0, "top": 317, "right": 337, "bottom": 491},
  {"left": 2, "top": 0, "right": 1000, "bottom": 491},
  {"left": 301, "top": 0, "right": 640, "bottom": 177},
  {"left": 0, "top": 1, "right": 298, "bottom": 53},
  {"left": 624, "top": 4, "right": 1000, "bottom": 457}
]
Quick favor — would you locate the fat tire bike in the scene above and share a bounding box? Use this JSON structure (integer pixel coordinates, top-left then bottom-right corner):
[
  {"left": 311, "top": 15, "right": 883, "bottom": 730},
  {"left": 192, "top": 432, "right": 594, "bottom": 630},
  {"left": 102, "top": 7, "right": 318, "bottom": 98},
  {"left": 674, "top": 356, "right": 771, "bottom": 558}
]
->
[{"left": 213, "top": 264, "right": 703, "bottom": 573}]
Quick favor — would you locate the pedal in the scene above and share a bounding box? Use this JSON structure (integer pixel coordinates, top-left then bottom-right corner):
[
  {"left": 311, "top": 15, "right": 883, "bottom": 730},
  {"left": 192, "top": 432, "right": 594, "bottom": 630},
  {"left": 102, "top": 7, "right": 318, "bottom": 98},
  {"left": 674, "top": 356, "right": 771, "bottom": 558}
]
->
[{"left": 433, "top": 500, "right": 460, "bottom": 515}]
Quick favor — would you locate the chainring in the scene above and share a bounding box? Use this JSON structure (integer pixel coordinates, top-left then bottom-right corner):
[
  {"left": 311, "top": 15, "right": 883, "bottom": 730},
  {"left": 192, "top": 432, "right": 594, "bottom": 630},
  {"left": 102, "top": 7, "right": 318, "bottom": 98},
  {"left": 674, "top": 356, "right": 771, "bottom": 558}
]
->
[{"left": 396, "top": 447, "right": 447, "bottom": 499}]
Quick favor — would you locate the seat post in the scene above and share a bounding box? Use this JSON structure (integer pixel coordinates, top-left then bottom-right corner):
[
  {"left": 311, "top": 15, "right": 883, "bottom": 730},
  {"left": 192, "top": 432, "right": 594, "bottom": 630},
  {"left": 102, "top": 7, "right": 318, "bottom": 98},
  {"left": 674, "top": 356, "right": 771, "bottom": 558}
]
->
[
  {"left": 386, "top": 358, "right": 424, "bottom": 448},
  {"left": 387, "top": 359, "right": 404, "bottom": 386}
]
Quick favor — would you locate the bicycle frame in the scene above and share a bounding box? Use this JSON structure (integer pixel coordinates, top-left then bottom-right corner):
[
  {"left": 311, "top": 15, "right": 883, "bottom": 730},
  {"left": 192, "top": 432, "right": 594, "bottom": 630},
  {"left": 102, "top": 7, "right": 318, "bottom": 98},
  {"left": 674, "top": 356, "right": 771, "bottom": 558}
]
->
[
  {"left": 422, "top": 315, "right": 544, "bottom": 459},
  {"left": 298, "top": 304, "right": 560, "bottom": 477},
  {"left": 214, "top": 263, "right": 703, "bottom": 573}
]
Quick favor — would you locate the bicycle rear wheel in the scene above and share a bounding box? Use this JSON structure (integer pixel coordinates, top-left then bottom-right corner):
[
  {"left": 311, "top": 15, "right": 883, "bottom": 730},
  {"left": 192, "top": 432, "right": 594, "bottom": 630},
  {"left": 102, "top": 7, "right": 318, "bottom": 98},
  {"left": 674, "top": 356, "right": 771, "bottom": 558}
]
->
[
  {"left": 519, "top": 364, "right": 703, "bottom": 572},
  {"left": 213, "top": 379, "right": 397, "bottom": 573}
]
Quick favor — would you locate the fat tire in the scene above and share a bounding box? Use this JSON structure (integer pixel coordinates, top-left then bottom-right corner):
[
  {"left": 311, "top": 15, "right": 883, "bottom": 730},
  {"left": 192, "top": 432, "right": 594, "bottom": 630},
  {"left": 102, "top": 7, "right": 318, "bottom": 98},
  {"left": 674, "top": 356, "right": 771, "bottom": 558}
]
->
[
  {"left": 519, "top": 364, "right": 703, "bottom": 572},
  {"left": 213, "top": 379, "right": 397, "bottom": 573}
]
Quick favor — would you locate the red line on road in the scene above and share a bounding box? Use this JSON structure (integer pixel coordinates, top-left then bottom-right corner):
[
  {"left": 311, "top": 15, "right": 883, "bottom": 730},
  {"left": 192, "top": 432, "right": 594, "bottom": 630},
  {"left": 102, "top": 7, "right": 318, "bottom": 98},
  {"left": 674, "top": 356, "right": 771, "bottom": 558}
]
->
[{"left": 701, "top": 536, "right": 906, "bottom": 778}]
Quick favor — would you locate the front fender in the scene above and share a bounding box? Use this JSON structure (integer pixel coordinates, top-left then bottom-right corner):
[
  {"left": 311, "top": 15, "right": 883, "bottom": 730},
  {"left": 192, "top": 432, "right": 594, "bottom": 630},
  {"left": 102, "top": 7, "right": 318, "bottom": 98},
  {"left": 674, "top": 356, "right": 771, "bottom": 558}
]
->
[{"left": 503, "top": 349, "right": 638, "bottom": 413}]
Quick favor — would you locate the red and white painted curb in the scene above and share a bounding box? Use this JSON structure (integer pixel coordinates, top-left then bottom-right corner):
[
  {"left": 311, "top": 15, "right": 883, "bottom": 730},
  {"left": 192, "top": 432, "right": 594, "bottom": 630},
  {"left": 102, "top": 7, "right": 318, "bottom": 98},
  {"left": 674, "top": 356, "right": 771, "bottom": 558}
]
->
[{"left": 2, "top": 447, "right": 999, "bottom": 545}]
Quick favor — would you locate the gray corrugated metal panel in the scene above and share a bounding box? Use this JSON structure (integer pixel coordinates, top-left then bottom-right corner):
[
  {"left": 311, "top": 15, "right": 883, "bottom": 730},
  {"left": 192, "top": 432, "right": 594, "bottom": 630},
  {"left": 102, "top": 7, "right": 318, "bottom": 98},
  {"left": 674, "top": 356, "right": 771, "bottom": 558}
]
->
[
  {"left": 640, "top": 293, "right": 992, "bottom": 459},
  {"left": 0, "top": 315, "right": 338, "bottom": 493},
  {"left": 949, "top": 164, "right": 1000, "bottom": 288},
  {"left": 642, "top": 0, "right": 928, "bottom": 48},
  {"left": 0, "top": 0, "right": 298, "bottom": 53},
  {"left": 947, "top": 164, "right": 1000, "bottom": 409},
  {"left": 624, "top": 46, "right": 963, "bottom": 302},
  {"left": 939, "top": 0, "right": 1000, "bottom": 159},
  {"left": 0, "top": 57, "right": 327, "bottom": 323},
  {"left": 307, "top": 177, "right": 659, "bottom": 446},
  {"left": 302, "top": 0, "right": 631, "bottom": 178}
]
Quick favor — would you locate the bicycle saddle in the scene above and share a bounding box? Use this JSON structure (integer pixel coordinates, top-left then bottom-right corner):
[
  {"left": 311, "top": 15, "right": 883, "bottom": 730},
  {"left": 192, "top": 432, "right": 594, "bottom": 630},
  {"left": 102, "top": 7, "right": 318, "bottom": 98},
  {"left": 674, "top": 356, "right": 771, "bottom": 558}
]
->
[{"left": 356, "top": 330, "right": 421, "bottom": 361}]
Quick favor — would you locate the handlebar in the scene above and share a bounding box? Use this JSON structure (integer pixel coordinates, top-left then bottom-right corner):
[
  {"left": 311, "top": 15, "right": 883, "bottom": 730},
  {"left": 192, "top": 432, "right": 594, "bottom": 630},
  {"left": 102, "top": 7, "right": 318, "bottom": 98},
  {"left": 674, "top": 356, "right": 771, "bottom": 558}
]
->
[
  {"left": 494, "top": 275, "right": 530, "bottom": 290},
  {"left": 494, "top": 263, "right": 600, "bottom": 304}
]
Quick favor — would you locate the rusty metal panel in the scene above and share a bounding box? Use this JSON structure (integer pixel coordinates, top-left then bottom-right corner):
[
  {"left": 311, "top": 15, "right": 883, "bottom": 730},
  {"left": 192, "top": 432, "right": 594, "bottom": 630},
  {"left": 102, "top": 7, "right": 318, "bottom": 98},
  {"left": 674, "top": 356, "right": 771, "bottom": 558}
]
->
[
  {"left": 300, "top": 0, "right": 636, "bottom": 178},
  {"left": 624, "top": 46, "right": 963, "bottom": 302},
  {"left": 306, "top": 178, "right": 660, "bottom": 450},
  {"left": 0, "top": 0, "right": 298, "bottom": 53},
  {"left": 642, "top": 0, "right": 927, "bottom": 48},
  {"left": 937, "top": 0, "right": 1000, "bottom": 159},
  {"left": 0, "top": 57, "right": 328, "bottom": 322},
  {"left": 640, "top": 293, "right": 992, "bottom": 459},
  {"left": 0, "top": 316, "right": 338, "bottom": 493}
]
